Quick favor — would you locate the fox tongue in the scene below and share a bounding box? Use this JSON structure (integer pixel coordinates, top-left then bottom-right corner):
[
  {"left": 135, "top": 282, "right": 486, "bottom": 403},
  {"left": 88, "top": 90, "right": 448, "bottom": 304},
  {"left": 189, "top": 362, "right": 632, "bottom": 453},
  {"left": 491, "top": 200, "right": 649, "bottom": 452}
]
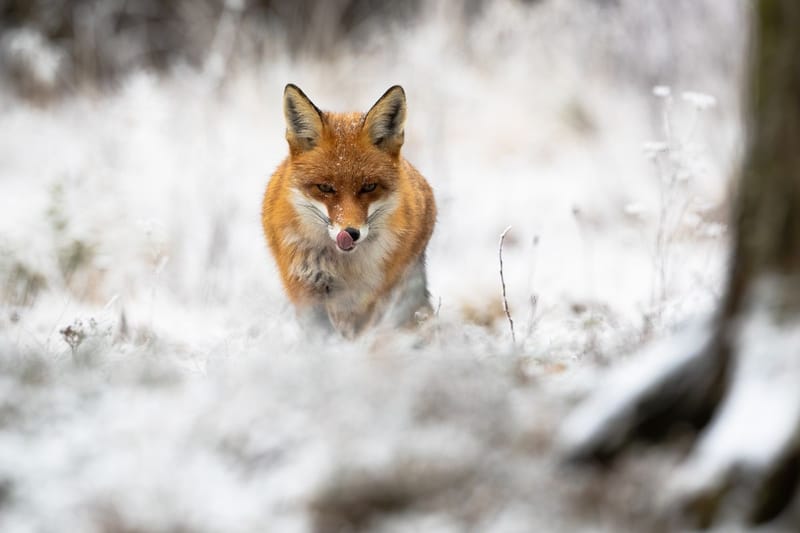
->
[{"left": 336, "top": 230, "right": 354, "bottom": 250}]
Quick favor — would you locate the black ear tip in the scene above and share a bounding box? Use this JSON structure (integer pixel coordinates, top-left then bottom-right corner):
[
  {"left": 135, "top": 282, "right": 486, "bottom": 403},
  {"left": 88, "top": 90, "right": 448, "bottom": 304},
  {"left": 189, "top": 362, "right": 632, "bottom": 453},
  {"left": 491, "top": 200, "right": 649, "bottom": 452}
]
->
[
  {"left": 284, "top": 83, "right": 300, "bottom": 95},
  {"left": 388, "top": 85, "right": 405, "bottom": 97}
]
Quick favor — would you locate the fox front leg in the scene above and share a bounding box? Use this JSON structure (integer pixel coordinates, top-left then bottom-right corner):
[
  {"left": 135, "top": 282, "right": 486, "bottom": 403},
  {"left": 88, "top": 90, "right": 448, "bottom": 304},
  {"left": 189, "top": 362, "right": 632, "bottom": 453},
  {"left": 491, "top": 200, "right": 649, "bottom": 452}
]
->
[{"left": 296, "top": 303, "right": 335, "bottom": 336}]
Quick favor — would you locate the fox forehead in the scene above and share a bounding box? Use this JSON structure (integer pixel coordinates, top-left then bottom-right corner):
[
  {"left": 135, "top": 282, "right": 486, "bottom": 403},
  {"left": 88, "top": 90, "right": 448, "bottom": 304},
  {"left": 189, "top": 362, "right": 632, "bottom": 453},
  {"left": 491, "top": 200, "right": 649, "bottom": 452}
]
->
[
  {"left": 290, "top": 112, "right": 399, "bottom": 190},
  {"left": 322, "top": 111, "right": 364, "bottom": 141}
]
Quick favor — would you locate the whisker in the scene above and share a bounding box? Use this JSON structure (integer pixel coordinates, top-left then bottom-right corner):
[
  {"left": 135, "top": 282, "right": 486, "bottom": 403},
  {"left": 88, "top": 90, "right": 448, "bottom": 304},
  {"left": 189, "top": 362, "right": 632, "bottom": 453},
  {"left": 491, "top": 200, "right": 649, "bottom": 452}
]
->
[
  {"left": 300, "top": 203, "right": 330, "bottom": 225},
  {"left": 367, "top": 205, "right": 389, "bottom": 224}
]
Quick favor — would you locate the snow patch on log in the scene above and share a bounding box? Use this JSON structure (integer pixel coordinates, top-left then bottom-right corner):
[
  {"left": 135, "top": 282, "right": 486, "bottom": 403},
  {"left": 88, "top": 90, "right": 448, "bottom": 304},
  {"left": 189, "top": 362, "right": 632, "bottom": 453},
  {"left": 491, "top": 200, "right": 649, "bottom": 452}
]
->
[{"left": 559, "top": 321, "right": 713, "bottom": 457}]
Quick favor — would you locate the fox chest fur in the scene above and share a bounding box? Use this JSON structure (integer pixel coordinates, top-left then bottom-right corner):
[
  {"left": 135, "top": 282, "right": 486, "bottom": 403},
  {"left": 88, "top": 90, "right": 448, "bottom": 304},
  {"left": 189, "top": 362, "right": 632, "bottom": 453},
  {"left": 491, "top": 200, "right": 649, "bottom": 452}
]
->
[{"left": 261, "top": 85, "right": 436, "bottom": 337}]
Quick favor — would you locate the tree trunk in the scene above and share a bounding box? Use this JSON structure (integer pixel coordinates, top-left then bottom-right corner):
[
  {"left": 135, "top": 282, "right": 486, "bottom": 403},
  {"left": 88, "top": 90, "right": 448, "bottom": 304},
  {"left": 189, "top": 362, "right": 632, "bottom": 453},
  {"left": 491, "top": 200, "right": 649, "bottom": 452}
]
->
[{"left": 724, "top": 0, "right": 800, "bottom": 321}]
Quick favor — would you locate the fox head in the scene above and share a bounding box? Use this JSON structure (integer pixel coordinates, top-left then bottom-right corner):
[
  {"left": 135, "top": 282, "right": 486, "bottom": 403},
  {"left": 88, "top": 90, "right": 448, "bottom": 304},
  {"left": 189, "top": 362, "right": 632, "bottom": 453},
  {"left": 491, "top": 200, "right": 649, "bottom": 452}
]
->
[{"left": 283, "top": 84, "right": 406, "bottom": 253}]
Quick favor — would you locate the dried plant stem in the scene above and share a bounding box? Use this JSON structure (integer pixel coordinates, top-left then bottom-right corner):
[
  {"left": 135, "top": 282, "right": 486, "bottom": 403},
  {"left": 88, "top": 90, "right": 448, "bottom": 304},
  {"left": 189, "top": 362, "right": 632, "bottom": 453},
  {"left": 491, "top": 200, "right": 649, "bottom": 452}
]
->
[{"left": 499, "top": 226, "right": 516, "bottom": 346}]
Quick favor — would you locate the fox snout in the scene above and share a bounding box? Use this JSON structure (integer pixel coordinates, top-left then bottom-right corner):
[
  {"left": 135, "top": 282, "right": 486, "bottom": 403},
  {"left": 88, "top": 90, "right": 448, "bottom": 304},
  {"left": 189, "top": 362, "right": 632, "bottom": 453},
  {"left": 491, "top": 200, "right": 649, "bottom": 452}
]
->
[
  {"left": 328, "top": 221, "right": 369, "bottom": 252},
  {"left": 335, "top": 227, "right": 360, "bottom": 251},
  {"left": 343, "top": 227, "right": 360, "bottom": 241}
]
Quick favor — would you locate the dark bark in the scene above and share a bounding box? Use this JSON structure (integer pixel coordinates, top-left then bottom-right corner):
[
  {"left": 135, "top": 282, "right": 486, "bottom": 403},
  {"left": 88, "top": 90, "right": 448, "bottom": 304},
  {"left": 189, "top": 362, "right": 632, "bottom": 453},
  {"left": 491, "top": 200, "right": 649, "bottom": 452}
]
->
[{"left": 724, "top": 0, "right": 800, "bottom": 320}]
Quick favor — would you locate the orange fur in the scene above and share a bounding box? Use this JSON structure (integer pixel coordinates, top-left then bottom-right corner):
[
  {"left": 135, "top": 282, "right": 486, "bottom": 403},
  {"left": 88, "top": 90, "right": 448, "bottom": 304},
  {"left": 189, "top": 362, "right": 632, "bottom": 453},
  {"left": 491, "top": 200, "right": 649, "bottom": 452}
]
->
[{"left": 261, "top": 85, "right": 436, "bottom": 336}]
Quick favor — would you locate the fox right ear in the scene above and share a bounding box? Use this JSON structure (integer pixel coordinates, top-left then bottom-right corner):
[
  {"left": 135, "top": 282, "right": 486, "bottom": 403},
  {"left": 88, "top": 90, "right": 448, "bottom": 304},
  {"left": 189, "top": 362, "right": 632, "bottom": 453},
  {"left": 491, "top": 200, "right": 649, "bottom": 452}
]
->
[
  {"left": 363, "top": 85, "right": 406, "bottom": 155},
  {"left": 284, "top": 84, "right": 324, "bottom": 153}
]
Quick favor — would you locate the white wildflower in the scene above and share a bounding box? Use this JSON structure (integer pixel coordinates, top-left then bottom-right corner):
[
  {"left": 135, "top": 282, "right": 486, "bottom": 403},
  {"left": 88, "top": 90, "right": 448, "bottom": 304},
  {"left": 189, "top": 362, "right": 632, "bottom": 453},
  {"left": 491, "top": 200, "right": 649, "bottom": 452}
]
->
[
  {"left": 642, "top": 141, "right": 668, "bottom": 158},
  {"left": 684, "top": 212, "right": 701, "bottom": 227},
  {"left": 682, "top": 91, "right": 717, "bottom": 110},
  {"left": 653, "top": 85, "right": 671, "bottom": 98},
  {"left": 623, "top": 202, "right": 647, "bottom": 218},
  {"left": 701, "top": 222, "right": 727, "bottom": 238}
]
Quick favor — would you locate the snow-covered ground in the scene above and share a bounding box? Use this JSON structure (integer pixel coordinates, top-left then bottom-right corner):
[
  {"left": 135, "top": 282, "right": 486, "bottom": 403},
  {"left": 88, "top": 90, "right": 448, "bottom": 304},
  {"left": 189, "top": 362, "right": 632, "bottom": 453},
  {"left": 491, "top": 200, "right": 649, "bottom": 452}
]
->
[{"left": 0, "top": 1, "right": 748, "bottom": 531}]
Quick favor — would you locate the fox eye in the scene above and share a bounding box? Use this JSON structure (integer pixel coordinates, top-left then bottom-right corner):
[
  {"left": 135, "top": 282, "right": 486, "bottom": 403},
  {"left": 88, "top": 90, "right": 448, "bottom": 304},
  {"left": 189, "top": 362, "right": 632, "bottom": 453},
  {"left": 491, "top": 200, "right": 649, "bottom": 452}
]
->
[
  {"left": 317, "top": 184, "right": 335, "bottom": 193},
  {"left": 360, "top": 183, "right": 378, "bottom": 193}
]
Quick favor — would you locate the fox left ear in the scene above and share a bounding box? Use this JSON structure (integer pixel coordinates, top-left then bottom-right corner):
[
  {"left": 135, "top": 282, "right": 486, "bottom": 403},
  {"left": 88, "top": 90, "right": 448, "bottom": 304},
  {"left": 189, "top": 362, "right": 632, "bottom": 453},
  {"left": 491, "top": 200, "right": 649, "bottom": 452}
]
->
[
  {"left": 284, "top": 84, "right": 325, "bottom": 153},
  {"left": 363, "top": 85, "right": 406, "bottom": 155}
]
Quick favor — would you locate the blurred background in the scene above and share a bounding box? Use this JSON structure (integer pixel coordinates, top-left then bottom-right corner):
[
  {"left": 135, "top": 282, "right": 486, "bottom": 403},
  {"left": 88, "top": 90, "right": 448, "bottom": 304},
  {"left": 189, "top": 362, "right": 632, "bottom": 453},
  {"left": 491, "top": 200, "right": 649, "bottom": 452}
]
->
[
  {"left": 0, "top": 1, "right": 748, "bottom": 532},
  {"left": 0, "top": 0, "right": 743, "bottom": 98}
]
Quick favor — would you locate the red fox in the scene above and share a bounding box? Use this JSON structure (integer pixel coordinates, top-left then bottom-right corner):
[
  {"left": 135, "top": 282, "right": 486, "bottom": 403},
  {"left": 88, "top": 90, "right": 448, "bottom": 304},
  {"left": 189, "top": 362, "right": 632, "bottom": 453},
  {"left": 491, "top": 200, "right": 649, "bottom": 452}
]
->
[{"left": 261, "top": 84, "right": 437, "bottom": 337}]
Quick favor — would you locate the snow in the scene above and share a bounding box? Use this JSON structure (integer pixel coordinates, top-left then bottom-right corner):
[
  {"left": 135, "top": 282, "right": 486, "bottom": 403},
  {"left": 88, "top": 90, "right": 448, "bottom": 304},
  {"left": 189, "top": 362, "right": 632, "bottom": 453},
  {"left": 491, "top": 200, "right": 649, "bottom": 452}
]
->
[
  {"left": 666, "top": 279, "right": 800, "bottom": 522},
  {"left": 0, "top": 0, "right": 747, "bottom": 531},
  {"left": 1, "top": 29, "right": 64, "bottom": 87}
]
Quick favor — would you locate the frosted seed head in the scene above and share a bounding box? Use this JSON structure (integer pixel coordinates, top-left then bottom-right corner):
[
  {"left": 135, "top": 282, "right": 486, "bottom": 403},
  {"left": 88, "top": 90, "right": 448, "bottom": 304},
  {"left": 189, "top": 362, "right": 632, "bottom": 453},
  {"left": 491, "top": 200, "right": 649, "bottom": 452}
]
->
[
  {"left": 653, "top": 85, "right": 671, "bottom": 98},
  {"left": 642, "top": 141, "right": 668, "bottom": 159}
]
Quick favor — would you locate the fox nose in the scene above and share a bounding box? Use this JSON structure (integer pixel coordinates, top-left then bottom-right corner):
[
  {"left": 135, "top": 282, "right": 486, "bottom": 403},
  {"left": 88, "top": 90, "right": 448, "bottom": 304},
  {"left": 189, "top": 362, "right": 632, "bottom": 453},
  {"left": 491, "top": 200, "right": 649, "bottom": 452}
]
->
[{"left": 344, "top": 227, "right": 360, "bottom": 242}]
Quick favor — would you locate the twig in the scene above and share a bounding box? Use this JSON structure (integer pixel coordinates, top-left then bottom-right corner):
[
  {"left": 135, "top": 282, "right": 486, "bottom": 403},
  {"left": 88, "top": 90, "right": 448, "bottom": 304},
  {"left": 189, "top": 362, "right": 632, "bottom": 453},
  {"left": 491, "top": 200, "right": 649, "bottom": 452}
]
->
[
  {"left": 525, "top": 293, "right": 539, "bottom": 340},
  {"left": 499, "top": 226, "right": 516, "bottom": 346}
]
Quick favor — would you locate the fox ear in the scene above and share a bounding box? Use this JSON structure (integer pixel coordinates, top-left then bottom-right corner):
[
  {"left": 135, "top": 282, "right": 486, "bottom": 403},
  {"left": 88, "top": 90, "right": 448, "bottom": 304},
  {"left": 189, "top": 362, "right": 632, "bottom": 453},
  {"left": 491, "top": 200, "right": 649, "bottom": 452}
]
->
[
  {"left": 284, "top": 84, "right": 324, "bottom": 153},
  {"left": 363, "top": 85, "right": 406, "bottom": 155}
]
